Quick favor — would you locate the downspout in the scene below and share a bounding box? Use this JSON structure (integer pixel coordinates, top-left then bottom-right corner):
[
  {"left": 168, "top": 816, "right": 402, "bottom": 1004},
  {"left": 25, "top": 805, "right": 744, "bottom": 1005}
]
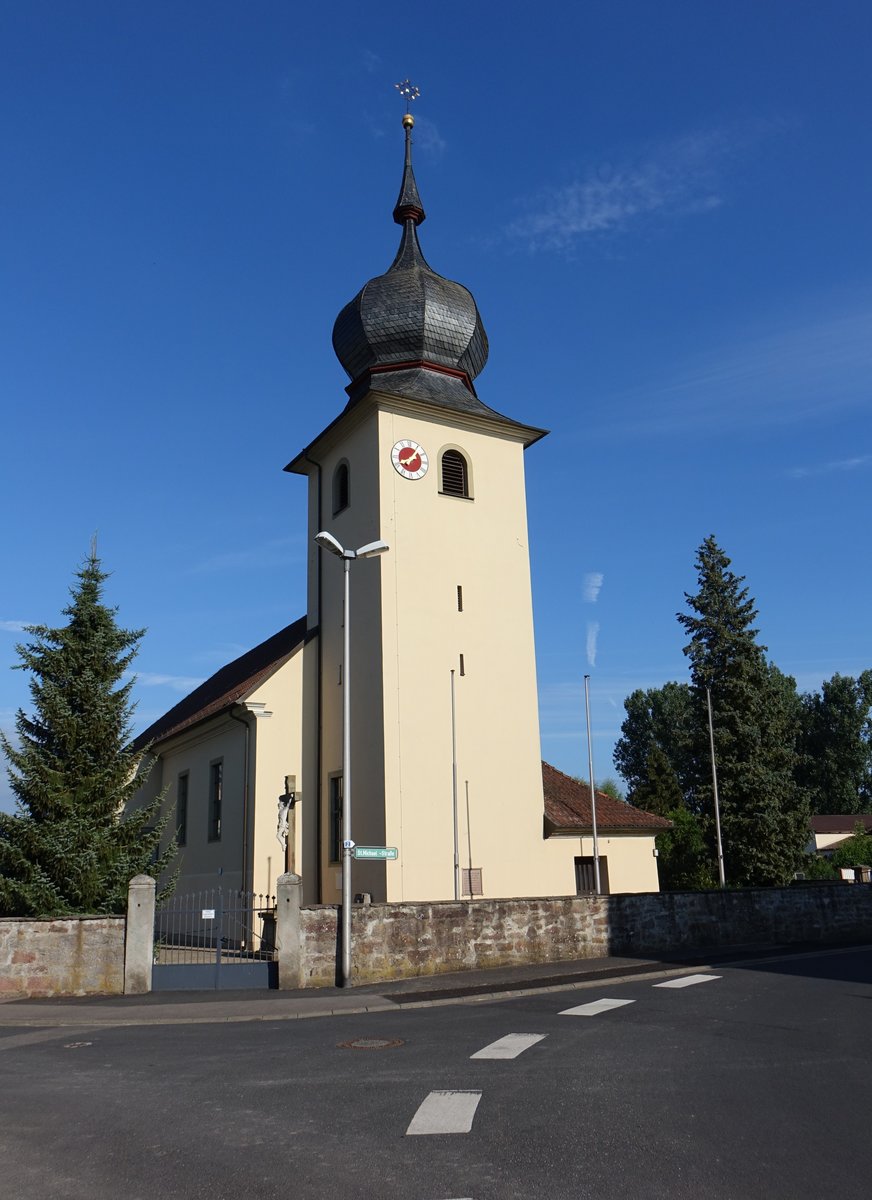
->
[
  {"left": 229, "top": 707, "right": 252, "bottom": 896},
  {"left": 304, "top": 448, "right": 324, "bottom": 903}
]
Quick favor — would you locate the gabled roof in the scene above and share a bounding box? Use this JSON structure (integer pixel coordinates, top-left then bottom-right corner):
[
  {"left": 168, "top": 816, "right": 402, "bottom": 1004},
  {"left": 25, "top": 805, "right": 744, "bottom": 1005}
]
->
[
  {"left": 810, "top": 814, "right": 872, "bottom": 835},
  {"left": 542, "top": 761, "right": 672, "bottom": 833},
  {"left": 132, "top": 617, "right": 307, "bottom": 752}
]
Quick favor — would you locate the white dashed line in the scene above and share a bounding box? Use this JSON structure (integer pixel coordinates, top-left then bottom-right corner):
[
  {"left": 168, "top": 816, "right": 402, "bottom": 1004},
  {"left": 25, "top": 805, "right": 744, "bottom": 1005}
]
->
[
  {"left": 406, "top": 1090, "right": 482, "bottom": 1135},
  {"left": 653, "top": 974, "right": 721, "bottom": 989},
  {"left": 470, "top": 1033, "right": 547, "bottom": 1059},
  {"left": 559, "top": 997, "right": 636, "bottom": 1016}
]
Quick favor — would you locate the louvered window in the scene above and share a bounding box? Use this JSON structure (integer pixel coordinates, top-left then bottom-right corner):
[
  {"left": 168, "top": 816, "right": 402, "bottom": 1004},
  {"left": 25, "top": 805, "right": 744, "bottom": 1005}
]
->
[{"left": 440, "top": 450, "right": 469, "bottom": 497}]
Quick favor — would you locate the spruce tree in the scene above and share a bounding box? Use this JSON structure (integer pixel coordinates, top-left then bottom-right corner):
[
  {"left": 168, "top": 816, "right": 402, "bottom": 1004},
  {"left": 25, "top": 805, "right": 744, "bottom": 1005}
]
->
[
  {"left": 678, "top": 536, "right": 807, "bottom": 887},
  {"left": 0, "top": 552, "right": 175, "bottom": 916}
]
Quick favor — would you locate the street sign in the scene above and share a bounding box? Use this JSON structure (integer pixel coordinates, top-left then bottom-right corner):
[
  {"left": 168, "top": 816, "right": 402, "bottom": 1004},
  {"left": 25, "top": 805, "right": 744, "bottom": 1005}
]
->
[
  {"left": 342, "top": 839, "right": 356, "bottom": 850},
  {"left": 353, "top": 846, "right": 398, "bottom": 861}
]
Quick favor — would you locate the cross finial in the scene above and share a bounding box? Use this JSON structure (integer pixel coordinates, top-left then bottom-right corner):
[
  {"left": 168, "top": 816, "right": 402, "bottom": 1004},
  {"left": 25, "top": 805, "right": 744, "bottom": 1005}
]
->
[{"left": 394, "top": 79, "right": 420, "bottom": 114}]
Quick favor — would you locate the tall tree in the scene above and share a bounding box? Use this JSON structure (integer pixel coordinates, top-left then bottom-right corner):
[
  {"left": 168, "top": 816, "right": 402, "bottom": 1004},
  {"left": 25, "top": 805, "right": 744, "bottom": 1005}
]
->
[
  {"left": 678, "top": 536, "right": 807, "bottom": 887},
  {"left": 797, "top": 672, "right": 872, "bottom": 814},
  {"left": 632, "top": 745, "right": 686, "bottom": 818},
  {"left": 614, "top": 681, "right": 696, "bottom": 803},
  {"left": 0, "top": 553, "right": 174, "bottom": 916}
]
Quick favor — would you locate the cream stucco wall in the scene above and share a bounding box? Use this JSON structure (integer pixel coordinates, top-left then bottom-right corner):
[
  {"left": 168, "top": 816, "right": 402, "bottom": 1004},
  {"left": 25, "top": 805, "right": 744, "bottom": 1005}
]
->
[
  {"left": 246, "top": 654, "right": 305, "bottom": 898},
  {"left": 298, "top": 390, "right": 599, "bottom": 903},
  {"left": 540, "top": 833, "right": 661, "bottom": 894}
]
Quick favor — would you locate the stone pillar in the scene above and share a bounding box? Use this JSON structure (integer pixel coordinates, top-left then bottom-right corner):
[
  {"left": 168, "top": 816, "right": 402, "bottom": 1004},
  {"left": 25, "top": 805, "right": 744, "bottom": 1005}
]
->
[
  {"left": 276, "top": 872, "right": 304, "bottom": 990},
  {"left": 124, "top": 874, "right": 156, "bottom": 995}
]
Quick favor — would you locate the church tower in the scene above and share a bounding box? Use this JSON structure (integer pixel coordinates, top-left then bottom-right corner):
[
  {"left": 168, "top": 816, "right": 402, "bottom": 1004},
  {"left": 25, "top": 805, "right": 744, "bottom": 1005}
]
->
[{"left": 287, "top": 106, "right": 559, "bottom": 904}]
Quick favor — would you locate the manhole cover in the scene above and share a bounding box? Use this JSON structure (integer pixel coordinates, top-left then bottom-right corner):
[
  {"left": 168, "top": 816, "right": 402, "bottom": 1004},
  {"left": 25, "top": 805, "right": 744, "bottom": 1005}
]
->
[{"left": 338, "top": 1037, "right": 405, "bottom": 1050}]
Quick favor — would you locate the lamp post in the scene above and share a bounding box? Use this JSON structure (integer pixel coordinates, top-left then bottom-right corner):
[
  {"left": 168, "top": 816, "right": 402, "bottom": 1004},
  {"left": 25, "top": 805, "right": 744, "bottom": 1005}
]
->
[
  {"left": 315, "top": 531, "right": 389, "bottom": 986},
  {"left": 705, "top": 685, "right": 726, "bottom": 888},
  {"left": 583, "top": 675, "right": 602, "bottom": 894}
]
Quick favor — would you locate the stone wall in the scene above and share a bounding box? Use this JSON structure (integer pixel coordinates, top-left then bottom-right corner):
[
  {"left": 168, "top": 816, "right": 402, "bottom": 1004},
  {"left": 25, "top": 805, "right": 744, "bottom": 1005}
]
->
[
  {"left": 0, "top": 916, "right": 126, "bottom": 998},
  {"left": 299, "top": 884, "right": 872, "bottom": 987}
]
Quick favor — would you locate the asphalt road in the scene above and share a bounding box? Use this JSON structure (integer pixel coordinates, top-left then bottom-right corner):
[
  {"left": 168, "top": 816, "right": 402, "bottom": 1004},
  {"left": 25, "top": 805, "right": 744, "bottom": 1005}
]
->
[{"left": 2, "top": 945, "right": 871, "bottom": 1200}]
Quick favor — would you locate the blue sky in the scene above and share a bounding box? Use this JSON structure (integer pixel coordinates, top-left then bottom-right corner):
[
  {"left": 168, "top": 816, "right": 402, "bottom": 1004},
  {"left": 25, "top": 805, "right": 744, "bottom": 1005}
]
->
[{"left": 2, "top": 1, "right": 871, "bottom": 810}]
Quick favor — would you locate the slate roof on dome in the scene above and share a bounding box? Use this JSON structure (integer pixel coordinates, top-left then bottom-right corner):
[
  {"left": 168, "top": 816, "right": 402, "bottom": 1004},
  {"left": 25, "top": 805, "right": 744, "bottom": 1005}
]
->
[
  {"left": 542, "top": 761, "right": 672, "bottom": 833},
  {"left": 131, "top": 618, "right": 306, "bottom": 751},
  {"left": 331, "top": 113, "right": 493, "bottom": 412}
]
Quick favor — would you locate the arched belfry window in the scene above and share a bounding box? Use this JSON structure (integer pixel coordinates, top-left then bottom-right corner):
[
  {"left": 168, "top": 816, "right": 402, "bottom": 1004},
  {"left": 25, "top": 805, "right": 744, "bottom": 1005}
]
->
[
  {"left": 332, "top": 461, "right": 350, "bottom": 515},
  {"left": 440, "top": 449, "right": 471, "bottom": 499}
]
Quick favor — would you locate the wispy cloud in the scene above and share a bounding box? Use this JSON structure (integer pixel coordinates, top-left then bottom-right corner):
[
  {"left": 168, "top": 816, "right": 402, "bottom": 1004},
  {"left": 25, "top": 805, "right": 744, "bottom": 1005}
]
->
[
  {"left": 188, "top": 537, "right": 303, "bottom": 574},
  {"left": 788, "top": 454, "right": 872, "bottom": 479},
  {"left": 591, "top": 300, "right": 872, "bottom": 438},
  {"left": 414, "top": 116, "right": 446, "bottom": 158},
  {"left": 586, "top": 621, "right": 600, "bottom": 668},
  {"left": 505, "top": 124, "right": 768, "bottom": 252},
  {"left": 362, "top": 49, "right": 382, "bottom": 74},
  {"left": 132, "top": 673, "right": 205, "bottom": 693},
  {"left": 190, "top": 642, "right": 248, "bottom": 666},
  {"left": 582, "top": 572, "right": 604, "bottom": 603},
  {"left": 0, "top": 620, "right": 30, "bottom": 633}
]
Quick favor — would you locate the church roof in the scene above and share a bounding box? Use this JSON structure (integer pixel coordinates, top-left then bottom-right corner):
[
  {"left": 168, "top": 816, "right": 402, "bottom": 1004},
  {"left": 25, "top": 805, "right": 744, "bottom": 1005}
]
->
[
  {"left": 331, "top": 113, "right": 499, "bottom": 419},
  {"left": 131, "top": 617, "right": 306, "bottom": 751},
  {"left": 542, "top": 761, "right": 672, "bottom": 833}
]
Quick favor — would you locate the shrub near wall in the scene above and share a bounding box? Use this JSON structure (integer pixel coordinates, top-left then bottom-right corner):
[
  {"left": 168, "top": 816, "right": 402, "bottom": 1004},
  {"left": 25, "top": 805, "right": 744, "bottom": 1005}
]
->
[
  {"left": 0, "top": 916, "right": 125, "bottom": 998},
  {"left": 298, "top": 885, "right": 872, "bottom": 988}
]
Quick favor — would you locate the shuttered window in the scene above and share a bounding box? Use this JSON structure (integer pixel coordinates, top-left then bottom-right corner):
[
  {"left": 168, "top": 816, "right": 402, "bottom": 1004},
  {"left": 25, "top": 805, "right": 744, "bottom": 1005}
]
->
[{"left": 440, "top": 450, "right": 469, "bottom": 497}]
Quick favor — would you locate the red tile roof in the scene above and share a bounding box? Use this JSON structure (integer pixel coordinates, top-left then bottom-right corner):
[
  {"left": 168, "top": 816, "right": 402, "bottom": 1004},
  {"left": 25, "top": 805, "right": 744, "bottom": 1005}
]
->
[
  {"left": 132, "top": 618, "right": 307, "bottom": 751},
  {"left": 542, "top": 761, "right": 672, "bottom": 833},
  {"left": 810, "top": 814, "right": 872, "bottom": 835}
]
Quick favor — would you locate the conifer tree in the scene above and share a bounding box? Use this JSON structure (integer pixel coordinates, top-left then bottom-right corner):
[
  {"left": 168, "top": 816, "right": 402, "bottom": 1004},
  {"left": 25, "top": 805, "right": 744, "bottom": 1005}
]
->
[
  {"left": 678, "top": 536, "right": 807, "bottom": 887},
  {"left": 0, "top": 552, "right": 175, "bottom": 916}
]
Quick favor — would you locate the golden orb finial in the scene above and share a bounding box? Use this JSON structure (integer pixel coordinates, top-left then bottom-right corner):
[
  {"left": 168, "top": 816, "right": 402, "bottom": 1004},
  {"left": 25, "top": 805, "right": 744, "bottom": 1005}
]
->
[{"left": 402, "top": 112, "right": 415, "bottom": 130}]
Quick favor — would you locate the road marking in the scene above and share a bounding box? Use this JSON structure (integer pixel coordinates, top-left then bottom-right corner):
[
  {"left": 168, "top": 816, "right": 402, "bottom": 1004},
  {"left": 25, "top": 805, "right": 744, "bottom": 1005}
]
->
[
  {"left": 0, "top": 1028, "right": 95, "bottom": 1052},
  {"left": 654, "top": 974, "right": 721, "bottom": 989},
  {"left": 470, "top": 1033, "right": 546, "bottom": 1059},
  {"left": 559, "top": 998, "right": 636, "bottom": 1016},
  {"left": 405, "top": 1090, "right": 482, "bottom": 1135}
]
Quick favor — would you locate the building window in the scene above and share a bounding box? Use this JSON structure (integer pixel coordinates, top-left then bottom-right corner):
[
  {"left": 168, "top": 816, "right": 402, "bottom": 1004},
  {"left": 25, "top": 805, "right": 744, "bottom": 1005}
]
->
[
  {"left": 208, "top": 760, "right": 223, "bottom": 842},
  {"left": 456, "top": 585, "right": 463, "bottom": 612},
  {"left": 440, "top": 449, "right": 470, "bottom": 498},
  {"left": 333, "top": 461, "right": 350, "bottom": 514},
  {"left": 575, "top": 856, "right": 609, "bottom": 895},
  {"left": 329, "top": 774, "right": 343, "bottom": 863},
  {"left": 177, "top": 772, "right": 189, "bottom": 847}
]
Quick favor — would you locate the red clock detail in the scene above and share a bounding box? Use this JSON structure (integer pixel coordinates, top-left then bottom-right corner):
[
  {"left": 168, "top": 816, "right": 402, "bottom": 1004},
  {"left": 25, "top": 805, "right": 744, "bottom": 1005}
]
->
[{"left": 391, "top": 440, "right": 429, "bottom": 480}]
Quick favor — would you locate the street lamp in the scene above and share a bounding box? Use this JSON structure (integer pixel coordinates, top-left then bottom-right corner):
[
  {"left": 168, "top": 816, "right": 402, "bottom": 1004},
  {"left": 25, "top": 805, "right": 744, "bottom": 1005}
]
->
[
  {"left": 583, "top": 675, "right": 602, "bottom": 894},
  {"left": 314, "top": 531, "right": 389, "bottom": 987},
  {"left": 705, "top": 685, "right": 726, "bottom": 888}
]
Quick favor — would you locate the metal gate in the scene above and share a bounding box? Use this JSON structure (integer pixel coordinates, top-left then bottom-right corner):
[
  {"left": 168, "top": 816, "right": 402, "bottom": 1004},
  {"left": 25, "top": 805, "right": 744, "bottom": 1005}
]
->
[{"left": 153, "top": 889, "right": 278, "bottom": 990}]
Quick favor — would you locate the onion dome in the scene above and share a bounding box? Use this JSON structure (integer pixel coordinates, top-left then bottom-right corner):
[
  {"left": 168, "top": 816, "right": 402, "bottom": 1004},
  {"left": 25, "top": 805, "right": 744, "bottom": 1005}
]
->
[{"left": 332, "top": 113, "right": 489, "bottom": 411}]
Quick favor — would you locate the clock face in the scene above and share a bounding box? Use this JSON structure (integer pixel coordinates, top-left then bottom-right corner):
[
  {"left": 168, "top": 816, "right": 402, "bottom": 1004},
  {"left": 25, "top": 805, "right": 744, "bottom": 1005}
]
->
[{"left": 391, "top": 439, "right": 429, "bottom": 480}]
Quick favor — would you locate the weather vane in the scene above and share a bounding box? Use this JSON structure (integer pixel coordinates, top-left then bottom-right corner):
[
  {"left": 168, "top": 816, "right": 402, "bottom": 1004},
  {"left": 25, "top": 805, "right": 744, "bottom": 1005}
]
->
[{"left": 394, "top": 79, "right": 420, "bottom": 113}]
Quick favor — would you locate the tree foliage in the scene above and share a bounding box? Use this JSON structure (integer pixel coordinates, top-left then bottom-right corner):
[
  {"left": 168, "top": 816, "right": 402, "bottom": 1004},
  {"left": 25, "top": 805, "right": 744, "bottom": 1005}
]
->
[
  {"left": 797, "top": 672, "right": 872, "bottom": 814},
  {"left": 655, "top": 808, "right": 717, "bottom": 891},
  {"left": 0, "top": 553, "right": 175, "bottom": 916},
  {"left": 616, "top": 536, "right": 822, "bottom": 889}
]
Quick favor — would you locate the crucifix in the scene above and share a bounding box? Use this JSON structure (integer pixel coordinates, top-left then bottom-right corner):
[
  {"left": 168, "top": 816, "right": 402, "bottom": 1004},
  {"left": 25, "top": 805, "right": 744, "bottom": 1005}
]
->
[{"left": 277, "top": 775, "right": 297, "bottom": 874}]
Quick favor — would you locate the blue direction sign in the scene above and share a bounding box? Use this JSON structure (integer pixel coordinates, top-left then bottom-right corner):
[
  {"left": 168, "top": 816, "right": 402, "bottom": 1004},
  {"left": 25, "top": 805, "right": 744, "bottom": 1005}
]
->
[{"left": 353, "top": 846, "right": 398, "bottom": 861}]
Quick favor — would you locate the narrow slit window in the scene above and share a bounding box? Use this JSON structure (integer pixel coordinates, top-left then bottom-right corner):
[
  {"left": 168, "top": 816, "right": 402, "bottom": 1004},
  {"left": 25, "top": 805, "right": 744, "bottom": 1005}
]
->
[
  {"left": 459, "top": 653, "right": 466, "bottom": 676},
  {"left": 457, "top": 585, "right": 463, "bottom": 612},
  {"left": 177, "top": 772, "right": 189, "bottom": 847},
  {"left": 332, "top": 461, "right": 350, "bottom": 514},
  {"left": 440, "top": 450, "right": 469, "bottom": 497},
  {"left": 208, "top": 760, "right": 223, "bottom": 842}
]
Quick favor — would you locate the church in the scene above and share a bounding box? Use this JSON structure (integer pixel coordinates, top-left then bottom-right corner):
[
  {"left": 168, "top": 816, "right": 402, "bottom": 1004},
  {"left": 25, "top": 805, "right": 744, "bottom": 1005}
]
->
[{"left": 133, "top": 106, "right": 668, "bottom": 905}]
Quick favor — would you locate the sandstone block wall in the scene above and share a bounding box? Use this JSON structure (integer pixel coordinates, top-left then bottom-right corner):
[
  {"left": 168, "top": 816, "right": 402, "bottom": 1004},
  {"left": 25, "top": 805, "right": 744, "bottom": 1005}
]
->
[
  {"left": 299, "top": 884, "right": 872, "bottom": 988},
  {"left": 0, "top": 916, "right": 125, "bottom": 998}
]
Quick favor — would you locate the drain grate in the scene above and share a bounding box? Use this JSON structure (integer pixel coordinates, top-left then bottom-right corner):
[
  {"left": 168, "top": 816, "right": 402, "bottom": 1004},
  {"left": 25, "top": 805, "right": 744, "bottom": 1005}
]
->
[{"left": 338, "top": 1037, "right": 405, "bottom": 1050}]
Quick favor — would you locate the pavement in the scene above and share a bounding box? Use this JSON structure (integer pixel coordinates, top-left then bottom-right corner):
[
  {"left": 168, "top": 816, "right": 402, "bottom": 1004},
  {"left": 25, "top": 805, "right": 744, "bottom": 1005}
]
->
[{"left": 0, "top": 939, "right": 855, "bottom": 1027}]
